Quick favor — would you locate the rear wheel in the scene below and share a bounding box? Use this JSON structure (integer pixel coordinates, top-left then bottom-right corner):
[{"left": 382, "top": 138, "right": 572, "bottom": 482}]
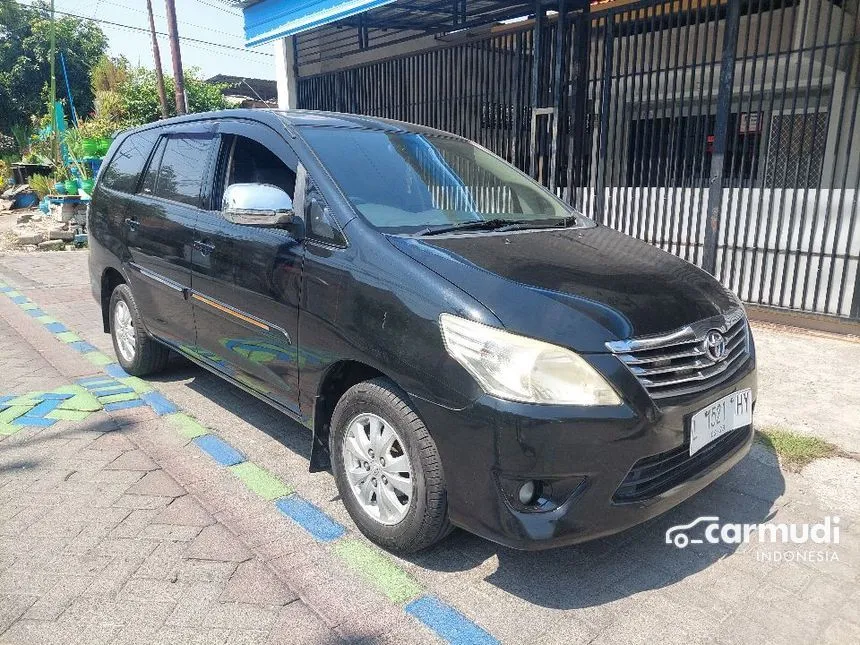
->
[
  {"left": 330, "top": 378, "right": 452, "bottom": 552},
  {"left": 109, "top": 284, "right": 170, "bottom": 376}
]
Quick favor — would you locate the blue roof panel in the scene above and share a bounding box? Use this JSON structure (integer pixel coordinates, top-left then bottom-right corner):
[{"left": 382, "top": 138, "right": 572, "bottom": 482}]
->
[{"left": 244, "top": 0, "right": 396, "bottom": 47}]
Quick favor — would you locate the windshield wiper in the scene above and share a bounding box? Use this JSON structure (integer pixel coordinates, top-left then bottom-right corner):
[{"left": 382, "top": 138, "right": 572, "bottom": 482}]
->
[
  {"left": 418, "top": 219, "right": 524, "bottom": 236},
  {"left": 419, "top": 216, "right": 575, "bottom": 236}
]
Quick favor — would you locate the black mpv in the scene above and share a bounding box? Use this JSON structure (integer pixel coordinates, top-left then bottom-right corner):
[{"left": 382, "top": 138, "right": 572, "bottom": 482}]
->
[{"left": 88, "top": 109, "right": 757, "bottom": 552}]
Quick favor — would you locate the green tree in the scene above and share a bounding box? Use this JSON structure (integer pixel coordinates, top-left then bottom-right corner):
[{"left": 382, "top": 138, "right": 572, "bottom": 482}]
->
[
  {"left": 120, "top": 67, "right": 228, "bottom": 127},
  {"left": 0, "top": 0, "right": 108, "bottom": 135}
]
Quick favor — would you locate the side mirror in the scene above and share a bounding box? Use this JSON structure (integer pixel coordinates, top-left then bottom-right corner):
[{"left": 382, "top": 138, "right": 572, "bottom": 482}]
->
[{"left": 222, "top": 183, "right": 295, "bottom": 227}]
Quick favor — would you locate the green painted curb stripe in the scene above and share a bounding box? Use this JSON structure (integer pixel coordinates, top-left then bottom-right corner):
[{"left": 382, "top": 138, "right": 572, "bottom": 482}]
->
[
  {"left": 46, "top": 409, "right": 92, "bottom": 421},
  {"left": 229, "top": 462, "right": 293, "bottom": 501},
  {"left": 98, "top": 391, "right": 139, "bottom": 404},
  {"left": 84, "top": 352, "right": 113, "bottom": 366},
  {"left": 333, "top": 539, "right": 423, "bottom": 604},
  {"left": 119, "top": 376, "right": 154, "bottom": 394},
  {"left": 5, "top": 291, "right": 22, "bottom": 298},
  {"left": 0, "top": 424, "right": 22, "bottom": 436},
  {"left": 167, "top": 412, "right": 208, "bottom": 439},
  {"left": 19, "top": 302, "right": 38, "bottom": 310},
  {"left": 35, "top": 315, "right": 58, "bottom": 324},
  {"left": 55, "top": 331, "right": 82, "bottom": 343},
  {"left": 0, "top": 406, "right": 32, "bottom": 424}
]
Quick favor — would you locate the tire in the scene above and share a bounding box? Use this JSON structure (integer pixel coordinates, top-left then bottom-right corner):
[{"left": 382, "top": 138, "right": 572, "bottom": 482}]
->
[
  {"left": 330, "top": 378, "right": 452, "bottom": 553},
  {"left": 109, "top": 283, "right": 170, "bottom": 377}
]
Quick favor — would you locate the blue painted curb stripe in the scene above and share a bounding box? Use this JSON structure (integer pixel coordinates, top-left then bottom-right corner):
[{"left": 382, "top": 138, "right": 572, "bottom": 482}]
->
[
  {"left": 23, "top": 399, "right": 63, "bottom": 418},
  {"left": 275, "top": 496, "right": 345, "bottom": 542},
  {"left": 405, "top": 596, "right": 499, "bottom": 645},
  {"left": 193, "top": 434, "right": 245, "bottom": 466},
  {"left": 12, "top": 416, "right": 55, "bottom": 427},
  {"left": 104, "top": 363, "right": 130, "bottom": 379},
  {"left": 44, "top": 322, "right": 69, "bottom": 334},
  {"left": 78, "top": 375, "right": 115, "bottom": 385},
  {"left": 104, "top": 399, "right": 146, "bottom": 411},
  {"left": 92, "top": 385, "right": 135, "bottom": 397},
  {"left": 68, "top": 341, "right": 96, "bottom": 354},
  {"left": 26, "top": 308, "right": 47, "bottom": 318},
  {"left": 40, "top": 393, "right": 75, "bottom": 401},
  {"left": 10, "top": 295, "right": 28, "bottom": 304},
  {"left": 141, "top": 391, "right": 179, "bottom": 415}
]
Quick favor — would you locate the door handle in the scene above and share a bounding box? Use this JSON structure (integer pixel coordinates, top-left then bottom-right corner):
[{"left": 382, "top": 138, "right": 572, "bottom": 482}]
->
[
  {"left": 124, "top": 217, "right": 139, "bottom": 231},
  {"left": 193, "top": 240, "right": 215, "bottom": 256}
]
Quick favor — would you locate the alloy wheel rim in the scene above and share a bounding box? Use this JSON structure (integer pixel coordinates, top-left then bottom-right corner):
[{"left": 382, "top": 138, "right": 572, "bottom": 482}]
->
[
  {"left": 113, "top": 300, "right": 136, "bottom": 363},
  {"left": 341, "top": 412, "right": 413, "bottom": 525}
]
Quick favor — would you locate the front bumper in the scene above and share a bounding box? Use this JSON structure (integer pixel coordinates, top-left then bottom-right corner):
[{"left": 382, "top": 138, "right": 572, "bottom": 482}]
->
[{"left": 411, "top": 354, "right": 757, "bottom": 550}]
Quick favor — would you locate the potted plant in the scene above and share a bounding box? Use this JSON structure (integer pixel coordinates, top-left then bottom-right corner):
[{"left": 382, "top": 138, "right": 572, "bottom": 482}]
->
[
  {"left": 76, "top": 120, "right": 100, "bottom": 157},
  {"left": 54, "top": 165, "right": 69, "bottom": 194}
]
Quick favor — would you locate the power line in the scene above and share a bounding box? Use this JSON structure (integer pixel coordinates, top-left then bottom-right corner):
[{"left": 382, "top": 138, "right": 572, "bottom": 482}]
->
[
  {"left": 82, "top": 0, "right": 243, "bottom": 40},
  {"left": 15, "top": 2, "right": 272, "bottom": 57},
  {"left": 191, "top": 0, "right": 241, "bottom": 17}
]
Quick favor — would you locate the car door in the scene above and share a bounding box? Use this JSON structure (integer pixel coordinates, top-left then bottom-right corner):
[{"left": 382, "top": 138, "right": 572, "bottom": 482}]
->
[
  {"left": 123, "top": 125, "right": 217, "bottom": 346},
  {"left": 189, "top": 120, "right": 303, "bottom": 415}
]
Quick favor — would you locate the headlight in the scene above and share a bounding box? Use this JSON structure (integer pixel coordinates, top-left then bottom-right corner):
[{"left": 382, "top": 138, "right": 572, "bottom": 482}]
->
[{"left": 439, "top": 314, "right": 621, "bottom": 405}]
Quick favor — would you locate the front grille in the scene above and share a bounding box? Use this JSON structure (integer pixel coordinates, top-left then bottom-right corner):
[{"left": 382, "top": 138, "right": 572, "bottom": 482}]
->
[
  {"left": 613, "top": 425, "right": 751, "bottom": 503},
  {"left": 606, "top": 308, "right": 750, "bottom": 401}
]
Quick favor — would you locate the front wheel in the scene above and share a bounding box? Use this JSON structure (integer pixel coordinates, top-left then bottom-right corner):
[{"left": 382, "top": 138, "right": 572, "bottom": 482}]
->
[
  {"left": 109, "top": 283, "right": 170, "bottom": 376},
  {"left": 330, "top": 378, "right": 452, "bottom": 553}
]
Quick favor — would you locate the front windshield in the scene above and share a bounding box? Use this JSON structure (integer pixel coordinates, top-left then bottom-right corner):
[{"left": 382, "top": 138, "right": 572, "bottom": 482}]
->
[{"left": 299, "top": 126, "right": 592, "bottom": 234}]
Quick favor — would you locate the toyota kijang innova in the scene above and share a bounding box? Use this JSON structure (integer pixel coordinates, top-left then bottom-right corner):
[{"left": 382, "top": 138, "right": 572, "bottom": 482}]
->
[{"left": 88, "top": 109, "right": 756, "bottom": 552}]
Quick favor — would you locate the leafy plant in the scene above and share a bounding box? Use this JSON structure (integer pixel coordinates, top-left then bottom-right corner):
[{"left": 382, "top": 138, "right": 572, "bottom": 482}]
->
[
  {"left": 63, "top": 127, "right": 84, "bottom": 158},
  {"left": 0, "top": 132, "right": 15, "bottom": 156},
  {"left": 120, "top": 66, "right": 227, "bottom": 127},
  {"left": 28, "top": 172, "right": 52, "bottom": 199}
]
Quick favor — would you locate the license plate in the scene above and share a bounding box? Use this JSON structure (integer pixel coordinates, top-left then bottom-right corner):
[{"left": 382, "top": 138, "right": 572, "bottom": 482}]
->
[{"left": 690, "top": 388, "right": 752, "bottom": 456}]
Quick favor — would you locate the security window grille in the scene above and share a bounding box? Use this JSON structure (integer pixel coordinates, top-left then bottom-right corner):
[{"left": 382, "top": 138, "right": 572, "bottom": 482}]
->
[
  {"left": 764, "top": 112, "right": 829, "bottom": 189},
  {"left": 625, "top": 113, "right": 764, "bottom": 188}
]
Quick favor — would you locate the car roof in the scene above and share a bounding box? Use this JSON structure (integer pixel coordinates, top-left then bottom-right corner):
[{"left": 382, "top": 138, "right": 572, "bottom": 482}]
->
[{"left": 117, "top": 108, "right": 465, "bottom": 141}]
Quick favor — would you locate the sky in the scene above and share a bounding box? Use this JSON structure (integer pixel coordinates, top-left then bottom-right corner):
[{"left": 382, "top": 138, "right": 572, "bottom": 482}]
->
[{"left": 26, "top": 0, "right": 276, "bottom": 81}]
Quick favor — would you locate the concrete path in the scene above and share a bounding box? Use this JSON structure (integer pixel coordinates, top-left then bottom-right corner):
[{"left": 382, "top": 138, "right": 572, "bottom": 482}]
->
[{"left": 1, "top": 250, "right": 858, "bottom": 645}]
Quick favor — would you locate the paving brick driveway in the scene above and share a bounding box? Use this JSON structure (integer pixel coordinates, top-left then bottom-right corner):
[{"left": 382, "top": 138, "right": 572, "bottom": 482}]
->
[{"left": 1, "top": 250, "right": 858, "bottom": 645}]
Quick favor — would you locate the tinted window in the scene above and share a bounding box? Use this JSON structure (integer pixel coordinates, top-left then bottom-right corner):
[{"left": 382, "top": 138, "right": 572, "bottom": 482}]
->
[
  {"left": 154, "top": 135, "right": 215, "bottom": 207},
  {"left": 100, "top": 130, "right": 158, "bottom": 193},
  {"left": 300, "top": 127, "right": 590, "bottom": 234},
  {"left": 139, "top": 137, "right": 166, "bottom": 195},
  {"left": 220, "top": 135, "right": 297, "bottom": 201}
]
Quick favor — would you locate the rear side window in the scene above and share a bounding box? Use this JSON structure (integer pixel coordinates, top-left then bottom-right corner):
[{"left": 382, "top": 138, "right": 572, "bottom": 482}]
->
[
  {"left": 153, "top": 135, "right": 215, "bottom": 207},
  {"left": 139, "top": 138, "right": 166, "bottom": 195},
  {"left": 100, "top": 130, "right": 158, "bottom": 193}
]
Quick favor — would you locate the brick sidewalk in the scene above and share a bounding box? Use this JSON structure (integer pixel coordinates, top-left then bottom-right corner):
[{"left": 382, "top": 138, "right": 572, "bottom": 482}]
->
[
  {"left": 1, "top": 250, "right": 859, "bottom": 645},
  {"left": 0, "top": 283, "right": 424, "bottom": 644}
]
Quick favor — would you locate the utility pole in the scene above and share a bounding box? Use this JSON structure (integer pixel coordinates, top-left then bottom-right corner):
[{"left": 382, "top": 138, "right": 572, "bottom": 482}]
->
[
  {"left": 49, "top": 0, "right": 58, "bottom": 160},
  {"left": 146, "top": 0, "right": 169, "bottom": 119},
  {"left": 163, "top": 0, "right": 186, "bottom": 115}
]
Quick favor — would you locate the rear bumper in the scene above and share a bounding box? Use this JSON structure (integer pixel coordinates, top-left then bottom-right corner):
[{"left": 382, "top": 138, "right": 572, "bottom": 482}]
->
[{"left": 411, "top": 355, "right": 757, "bottom": 550}]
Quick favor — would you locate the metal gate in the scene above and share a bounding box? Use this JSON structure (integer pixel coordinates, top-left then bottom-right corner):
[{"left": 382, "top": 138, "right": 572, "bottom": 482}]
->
[{"left": 297, "top": 0, "right": 860, "bottom": 321}]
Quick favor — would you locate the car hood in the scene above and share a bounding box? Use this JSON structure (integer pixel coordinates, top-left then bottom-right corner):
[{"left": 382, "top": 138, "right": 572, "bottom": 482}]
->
[{"left": 387, "top": 225, "right": 737, "bottom": 353}]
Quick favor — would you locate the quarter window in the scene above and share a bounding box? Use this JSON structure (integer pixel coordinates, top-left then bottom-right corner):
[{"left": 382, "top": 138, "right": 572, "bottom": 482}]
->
[
  {"left": 100, "top": 130, "right": 158, "bottom": 193},
  {"left": 153, "top": 135, "right": 216, "bottom": 207}
]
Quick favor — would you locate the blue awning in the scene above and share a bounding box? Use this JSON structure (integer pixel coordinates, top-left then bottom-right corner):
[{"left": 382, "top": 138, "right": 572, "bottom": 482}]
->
[{"left": 243, "top": 0, "right": 396, "bottom": 48}]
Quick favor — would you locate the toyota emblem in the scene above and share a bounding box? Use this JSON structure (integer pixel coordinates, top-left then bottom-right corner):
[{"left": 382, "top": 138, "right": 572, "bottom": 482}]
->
[{"left": 704, "top": 330, "right": 727, "bottom": 361}]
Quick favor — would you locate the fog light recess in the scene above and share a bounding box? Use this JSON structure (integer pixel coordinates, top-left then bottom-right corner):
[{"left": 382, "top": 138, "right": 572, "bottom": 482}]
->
[{"left": 518, "top": 480, "right": 541, "bottom": 506}]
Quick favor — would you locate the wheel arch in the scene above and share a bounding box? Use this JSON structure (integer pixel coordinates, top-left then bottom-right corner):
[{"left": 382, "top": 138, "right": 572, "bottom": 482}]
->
[
  {"left": 310, "top": 359, "right": 405, "bottom": 472},
  {"left": 100, "top": 267, "right": 126, "bottom": 332}
]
